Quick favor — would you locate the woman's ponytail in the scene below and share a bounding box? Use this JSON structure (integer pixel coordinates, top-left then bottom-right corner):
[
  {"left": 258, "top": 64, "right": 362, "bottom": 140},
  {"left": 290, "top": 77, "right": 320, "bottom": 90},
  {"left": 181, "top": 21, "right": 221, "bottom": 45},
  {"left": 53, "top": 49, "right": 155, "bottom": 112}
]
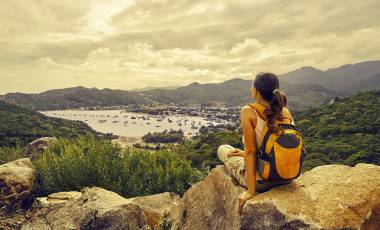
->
[
  {"left": 267, "top": 90, "right": 285, "bottom": 134},
  {"left": 253, "top": 72, "right": 286, "bottom": 134}
]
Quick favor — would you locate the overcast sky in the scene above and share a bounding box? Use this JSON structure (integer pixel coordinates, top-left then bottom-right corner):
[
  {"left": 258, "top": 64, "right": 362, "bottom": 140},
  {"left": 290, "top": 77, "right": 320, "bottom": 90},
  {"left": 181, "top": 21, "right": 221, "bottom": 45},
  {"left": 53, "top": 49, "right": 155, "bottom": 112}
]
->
[{"left": 1, "top": 0, "right": 379, "bottom": 94}]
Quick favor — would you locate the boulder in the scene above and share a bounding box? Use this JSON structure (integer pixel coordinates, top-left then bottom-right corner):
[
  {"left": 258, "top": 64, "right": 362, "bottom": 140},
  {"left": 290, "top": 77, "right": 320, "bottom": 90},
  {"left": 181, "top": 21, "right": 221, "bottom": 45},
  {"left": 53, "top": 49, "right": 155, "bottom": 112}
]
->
[
  {"left": 169, "top": 164, "right": 380, "bottom": 230},
  {"left": 0, "top": 158, "right": 37, "bottom": 209},
  {"left": 32, "top": 191, "right": 82, "bottom": 209},
  {"left": 26, "top": 137, "right": 56, "bottom": 154},
  {"left": 169, "top": 165, "right": 245, "bottom": 230},
  {"left": 22, "top": 187, "right": 150, "bottom": 230},
  {"left": 127, "top": 192, "right": 180, "bottom": 229}
]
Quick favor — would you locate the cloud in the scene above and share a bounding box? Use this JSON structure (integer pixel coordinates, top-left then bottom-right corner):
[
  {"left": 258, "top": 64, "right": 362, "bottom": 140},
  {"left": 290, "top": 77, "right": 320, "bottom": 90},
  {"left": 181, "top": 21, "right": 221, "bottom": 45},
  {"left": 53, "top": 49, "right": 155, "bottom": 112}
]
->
[{"left": 0, "top": 0, "right": 379, "bottom": 94}]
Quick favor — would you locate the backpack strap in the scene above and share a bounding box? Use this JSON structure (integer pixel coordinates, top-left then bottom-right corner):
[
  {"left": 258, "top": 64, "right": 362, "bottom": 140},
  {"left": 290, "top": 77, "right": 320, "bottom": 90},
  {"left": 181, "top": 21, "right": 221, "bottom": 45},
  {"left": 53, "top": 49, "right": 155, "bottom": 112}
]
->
[
  {"left": 248, "top": 103, "right": 267, "bottom": 121},
  {"left": 247, "top": 103, "right": 270, "bottom": 152}
]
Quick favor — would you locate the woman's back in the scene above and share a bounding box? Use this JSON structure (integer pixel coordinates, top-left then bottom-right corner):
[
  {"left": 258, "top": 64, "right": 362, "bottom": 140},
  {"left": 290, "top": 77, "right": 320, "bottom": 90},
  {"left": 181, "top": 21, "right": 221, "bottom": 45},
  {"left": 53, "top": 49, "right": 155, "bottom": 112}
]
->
[{"left": 244, "top": 103, "right": 295, "bottom": 148}]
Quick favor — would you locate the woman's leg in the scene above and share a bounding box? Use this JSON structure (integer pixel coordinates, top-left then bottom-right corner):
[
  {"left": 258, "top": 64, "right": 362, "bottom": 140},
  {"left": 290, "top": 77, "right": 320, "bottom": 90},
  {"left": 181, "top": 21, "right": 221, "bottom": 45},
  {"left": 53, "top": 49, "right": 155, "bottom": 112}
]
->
[
  {"left": 217, "top": 145, "right": 248, "bottom": 187},
  {"left": 217, "top": 145, "right": 272, "bottom": 192}
]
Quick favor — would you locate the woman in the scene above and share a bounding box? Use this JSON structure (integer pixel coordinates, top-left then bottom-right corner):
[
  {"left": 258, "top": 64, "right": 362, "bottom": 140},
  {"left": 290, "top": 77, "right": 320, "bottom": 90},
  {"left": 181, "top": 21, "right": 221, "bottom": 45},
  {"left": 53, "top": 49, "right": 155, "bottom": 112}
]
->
[{"left": 217, "top": 72, "right": 295, "bottom": 215}]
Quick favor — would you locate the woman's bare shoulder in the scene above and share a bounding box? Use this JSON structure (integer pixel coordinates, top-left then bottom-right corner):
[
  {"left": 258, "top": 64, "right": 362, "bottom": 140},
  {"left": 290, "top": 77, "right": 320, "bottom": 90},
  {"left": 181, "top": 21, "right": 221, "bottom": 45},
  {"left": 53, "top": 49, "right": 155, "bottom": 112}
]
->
[
  {"left": 240, "top": 104, "right": 256, "bottom": 116},
  {"left": 240, "top": 105, "right": 258, "bottom": 127}
]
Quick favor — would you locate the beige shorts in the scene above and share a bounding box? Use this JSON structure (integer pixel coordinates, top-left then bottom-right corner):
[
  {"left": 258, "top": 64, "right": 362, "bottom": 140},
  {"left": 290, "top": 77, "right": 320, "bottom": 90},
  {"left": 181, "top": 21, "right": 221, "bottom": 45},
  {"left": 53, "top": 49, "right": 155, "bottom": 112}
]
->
[{"left": 217, "top": 144, "right": 289, "bottom": 192}]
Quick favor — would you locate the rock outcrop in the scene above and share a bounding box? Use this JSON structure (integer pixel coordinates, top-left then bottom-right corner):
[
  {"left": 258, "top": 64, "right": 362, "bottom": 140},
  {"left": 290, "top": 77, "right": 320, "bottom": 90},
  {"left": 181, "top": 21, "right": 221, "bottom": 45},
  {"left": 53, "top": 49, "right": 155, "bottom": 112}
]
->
[
  {"left": 3, "top": 158, "right": 379, "bottom": 230},
  {"left": 169, "top": 164, "right": 380, "bottom": 230},
  {"left": 22, "top": 187, "right": 150, "bottom": 230},
  {"left": 26, "top": 137, "right": 57, "bottom": 154},
  {"left": 127, "top": 192, "right": 180, "bottom": 228},
  {"left": 23, "top": 187, "right": 180, "bottom": 230},
  {"left": 0, "top": 158, "right": 37, "bottom": 208}
]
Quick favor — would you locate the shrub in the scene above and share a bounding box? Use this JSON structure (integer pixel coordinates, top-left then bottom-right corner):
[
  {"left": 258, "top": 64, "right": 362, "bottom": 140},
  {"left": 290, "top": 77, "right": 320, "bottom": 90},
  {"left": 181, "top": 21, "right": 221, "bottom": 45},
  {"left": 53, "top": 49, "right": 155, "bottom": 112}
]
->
[
  {"left": 0, "top": 146, "right": 28, "bottom": 165},
  {"left": 32, "top": 135, "right": 204, "bottom": 197}
]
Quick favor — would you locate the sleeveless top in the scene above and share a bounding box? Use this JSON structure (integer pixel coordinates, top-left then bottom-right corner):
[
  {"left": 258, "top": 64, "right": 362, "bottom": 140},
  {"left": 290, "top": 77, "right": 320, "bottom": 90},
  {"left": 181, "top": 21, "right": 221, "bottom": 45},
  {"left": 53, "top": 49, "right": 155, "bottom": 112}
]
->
[{"left": 242, "top": 103, "right": 295, "bottom": 148}]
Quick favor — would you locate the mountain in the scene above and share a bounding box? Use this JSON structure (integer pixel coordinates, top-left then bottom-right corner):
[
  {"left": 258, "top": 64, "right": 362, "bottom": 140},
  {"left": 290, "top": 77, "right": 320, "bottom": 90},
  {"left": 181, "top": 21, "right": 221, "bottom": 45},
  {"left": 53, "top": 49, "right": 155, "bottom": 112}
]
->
[
  {"left": 0, "top": 100, "right": 98, "bottom": 147},
  {"left": 143, "top": 78, "right": 336, "bottom": 109},
  {"left": 278, "top": 66, "right": 326, "bottom": 85},
  {"left": 345, "top": 73, "right": 380, "bottom": 93},
  {"left": 0, "top": 86, "right": 149, "bottom": 110},
  {"left": 279, "top": 60, "right": 380, "bottom": 94},
  {"left": 132, "top": 85, "right": 180, "bottom": 92},
  {"left": 0, "top": 79, "right": 335, "bottom": 110},
  {"left": 325, "top": 61, "right": 380, "bottom": 90},
  {"left": 2, "top": 60, "right": 379, "bottom": 110}
]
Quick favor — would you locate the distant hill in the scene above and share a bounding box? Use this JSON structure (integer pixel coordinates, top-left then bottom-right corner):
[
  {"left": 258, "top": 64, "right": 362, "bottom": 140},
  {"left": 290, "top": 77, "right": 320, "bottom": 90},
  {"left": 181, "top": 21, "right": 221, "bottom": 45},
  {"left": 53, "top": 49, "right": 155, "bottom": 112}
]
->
[
  {"left": 280, "top": 60, "right": 380, "bottom": 94},
  {"left": 0, "top": 100, "right": 98, "bottom": 147},
  {"left": 1, "top": 60, "right": 379, "bottom": 110},
  {"left": 143, "top": 78, "right": 336, "bottom": 109},
  {"left": 346, "top": 73, "right": 380, "bottom": 93},
  {"left": 132, "top": 85, "right": 180, "bottom": 92},
  {"left": 0, "top": 79, "right": 335, "bottom": 110},
  {"left": 0, "top": 86, "right": 149, "bottom": 110}
]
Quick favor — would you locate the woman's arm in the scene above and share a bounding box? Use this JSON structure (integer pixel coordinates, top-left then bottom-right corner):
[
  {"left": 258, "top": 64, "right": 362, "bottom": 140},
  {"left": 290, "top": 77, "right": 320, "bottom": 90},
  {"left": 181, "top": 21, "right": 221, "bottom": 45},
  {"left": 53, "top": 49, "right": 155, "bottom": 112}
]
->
[{"left": 240, "top": 106, "right": 257, "bottom": 194}]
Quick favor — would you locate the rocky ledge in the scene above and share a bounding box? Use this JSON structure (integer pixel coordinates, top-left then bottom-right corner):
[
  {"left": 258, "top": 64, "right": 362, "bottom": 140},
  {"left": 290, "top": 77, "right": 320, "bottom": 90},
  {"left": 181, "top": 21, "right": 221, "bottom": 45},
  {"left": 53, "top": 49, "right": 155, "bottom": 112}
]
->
[
  {"left": 1, "top": 158, "right": 379, "bottom": 230},
  {"left": 168, "top": 163, "right": 380, "bottom": 230}
]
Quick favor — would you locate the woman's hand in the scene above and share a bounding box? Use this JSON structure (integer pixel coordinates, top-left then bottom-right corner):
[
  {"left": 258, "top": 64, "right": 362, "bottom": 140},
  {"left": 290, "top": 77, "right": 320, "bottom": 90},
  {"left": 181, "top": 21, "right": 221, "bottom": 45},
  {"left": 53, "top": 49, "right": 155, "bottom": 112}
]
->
[
  {"left": 238, "top": 191, "right": 254, "bottom": 215},
  {"left": 227, "top": 149, "right": 244, "bottom": 157}
]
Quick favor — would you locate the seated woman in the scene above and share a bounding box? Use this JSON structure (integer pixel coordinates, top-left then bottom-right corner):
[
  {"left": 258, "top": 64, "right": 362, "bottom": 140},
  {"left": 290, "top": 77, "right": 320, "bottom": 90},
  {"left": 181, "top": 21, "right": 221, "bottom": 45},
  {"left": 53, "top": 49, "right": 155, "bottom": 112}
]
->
[{"left": 217, "top": 72, "right": 296, "bottom": 215}]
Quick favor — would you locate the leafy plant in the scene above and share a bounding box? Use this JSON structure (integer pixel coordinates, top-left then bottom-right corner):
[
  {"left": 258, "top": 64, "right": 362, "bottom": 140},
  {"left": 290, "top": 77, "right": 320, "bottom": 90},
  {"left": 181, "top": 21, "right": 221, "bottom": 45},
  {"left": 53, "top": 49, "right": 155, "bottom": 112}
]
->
[{"left": 32, "top": 135, "right": 204, "bottom": 197}]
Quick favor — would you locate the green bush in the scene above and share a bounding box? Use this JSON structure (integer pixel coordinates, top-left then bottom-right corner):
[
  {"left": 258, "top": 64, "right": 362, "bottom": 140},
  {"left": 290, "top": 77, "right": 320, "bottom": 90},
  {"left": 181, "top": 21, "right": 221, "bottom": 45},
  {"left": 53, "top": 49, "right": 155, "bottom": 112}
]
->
[
  {"left": 142, "top": 129, "right": 185, "bottom": 143},
  {"left": 0, "top": 146, "right": 28, "bottom": 165},
  {"left": 173, "top": 129, "right": 242, "bottom": 169},
  {"left": 32, "top": 136, "right": 204, "bottom": 197}
]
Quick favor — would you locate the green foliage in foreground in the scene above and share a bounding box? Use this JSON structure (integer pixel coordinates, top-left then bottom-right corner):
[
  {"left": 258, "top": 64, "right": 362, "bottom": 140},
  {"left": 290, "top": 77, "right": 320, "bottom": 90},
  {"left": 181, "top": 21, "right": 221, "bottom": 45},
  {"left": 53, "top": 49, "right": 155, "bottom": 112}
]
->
[
  {"left": 0, "top": 146, "right": 28, "bottom": 165},
  {"left": 173, "top": 128, "right": 242, "bottom": 169},
  {"left": 32, "top": 136, "right": 204, "bottom": 197}
]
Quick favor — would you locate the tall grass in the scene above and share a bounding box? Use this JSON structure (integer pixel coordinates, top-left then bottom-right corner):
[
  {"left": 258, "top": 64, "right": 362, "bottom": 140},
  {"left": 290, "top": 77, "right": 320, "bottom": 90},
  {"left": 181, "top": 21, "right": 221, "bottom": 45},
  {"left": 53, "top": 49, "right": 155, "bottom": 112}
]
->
[
  {"left": 32, "top": 136, "right": 204, "bottom": 197},
  {"left": 0, "top": 146, "right": 27, "bottom": 165}
]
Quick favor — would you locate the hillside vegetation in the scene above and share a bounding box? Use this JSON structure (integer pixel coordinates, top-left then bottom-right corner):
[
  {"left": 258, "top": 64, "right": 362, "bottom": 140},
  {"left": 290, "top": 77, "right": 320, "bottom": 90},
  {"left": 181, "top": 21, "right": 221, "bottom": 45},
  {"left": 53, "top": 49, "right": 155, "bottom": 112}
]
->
[
  {"left": 0, "top": 100, "right": 97, "bottom": 147},
  {"left": 294, "top": 90, "right": 380, "bottom": 170}
]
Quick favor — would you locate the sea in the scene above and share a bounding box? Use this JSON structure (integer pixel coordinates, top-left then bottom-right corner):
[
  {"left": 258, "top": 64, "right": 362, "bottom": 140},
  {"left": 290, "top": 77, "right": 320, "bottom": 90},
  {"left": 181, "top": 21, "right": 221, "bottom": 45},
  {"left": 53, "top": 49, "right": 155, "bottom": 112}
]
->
[{"left": 41, "top": 110, "right": 222, "bottom": 137}]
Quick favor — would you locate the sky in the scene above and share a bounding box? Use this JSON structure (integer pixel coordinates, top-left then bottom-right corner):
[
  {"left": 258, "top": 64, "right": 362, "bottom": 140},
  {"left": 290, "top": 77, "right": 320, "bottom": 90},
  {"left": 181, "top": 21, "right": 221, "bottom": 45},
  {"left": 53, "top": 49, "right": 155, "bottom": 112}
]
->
[{"left": 0, "top": 0, "right": 379, "bottom": 94}]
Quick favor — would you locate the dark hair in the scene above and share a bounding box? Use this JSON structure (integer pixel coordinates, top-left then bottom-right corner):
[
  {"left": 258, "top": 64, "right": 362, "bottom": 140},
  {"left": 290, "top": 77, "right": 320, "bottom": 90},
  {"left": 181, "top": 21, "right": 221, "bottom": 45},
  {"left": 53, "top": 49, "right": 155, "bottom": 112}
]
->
[{"left": 253, "top": 72, "right": 287, "bottom": 134}]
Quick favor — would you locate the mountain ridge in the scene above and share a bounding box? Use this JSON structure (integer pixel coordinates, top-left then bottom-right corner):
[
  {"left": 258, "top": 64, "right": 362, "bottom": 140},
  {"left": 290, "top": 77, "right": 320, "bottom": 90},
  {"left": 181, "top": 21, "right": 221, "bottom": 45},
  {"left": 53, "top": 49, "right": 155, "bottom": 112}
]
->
[{"left": 1, "top": 60, "right": 379, "bottom": 110}]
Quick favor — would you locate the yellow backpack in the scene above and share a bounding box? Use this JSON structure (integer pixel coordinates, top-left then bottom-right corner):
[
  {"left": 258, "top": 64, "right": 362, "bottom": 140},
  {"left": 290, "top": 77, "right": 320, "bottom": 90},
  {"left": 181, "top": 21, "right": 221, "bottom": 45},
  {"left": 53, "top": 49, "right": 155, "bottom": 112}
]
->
[{"left": 249, "top": 104, "right": 305, "bottom": 182}]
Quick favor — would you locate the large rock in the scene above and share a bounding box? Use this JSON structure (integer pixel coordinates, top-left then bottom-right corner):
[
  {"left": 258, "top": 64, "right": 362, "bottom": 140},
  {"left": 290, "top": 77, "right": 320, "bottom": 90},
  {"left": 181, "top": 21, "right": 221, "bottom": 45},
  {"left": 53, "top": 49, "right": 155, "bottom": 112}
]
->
[
  {"left": 22, "top": 187, "right": 150, "bottom": 230},
  {"left": 169, "top": 164, "right": 380, "bottom": 230},
  {"left": 127, "top": 192, "right": 180, "bottom": 229},
  {"left": 23, "top": 187, "right": 180, "bottom": 230},
  {"left": 26, "top": 137, "right": 56, "bottom": 154},
  {"left": 0, "top": 158, "right": 37, "bottom": 208},
  {"left": 169, "top": 165, "right": 245, "bottom": 230}
]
